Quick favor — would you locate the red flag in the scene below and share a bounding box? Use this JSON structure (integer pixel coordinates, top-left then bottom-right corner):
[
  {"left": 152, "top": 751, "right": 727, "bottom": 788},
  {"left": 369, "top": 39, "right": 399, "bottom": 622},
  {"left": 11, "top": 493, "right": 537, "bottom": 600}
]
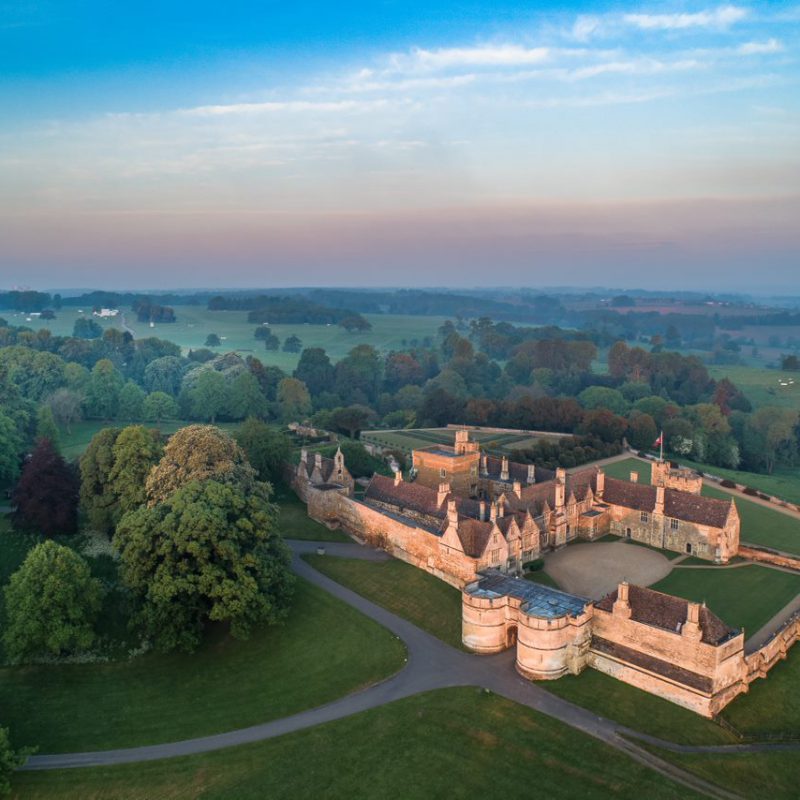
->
[{"left": 653, "top": 433, "right": 664, "bottom": 447}]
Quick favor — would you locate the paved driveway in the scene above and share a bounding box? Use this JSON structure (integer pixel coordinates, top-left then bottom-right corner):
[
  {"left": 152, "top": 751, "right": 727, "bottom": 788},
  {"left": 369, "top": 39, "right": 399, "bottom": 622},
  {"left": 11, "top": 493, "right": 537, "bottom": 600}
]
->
[{"left": 545, "top": 541, "right": 673, "bottom": 599}]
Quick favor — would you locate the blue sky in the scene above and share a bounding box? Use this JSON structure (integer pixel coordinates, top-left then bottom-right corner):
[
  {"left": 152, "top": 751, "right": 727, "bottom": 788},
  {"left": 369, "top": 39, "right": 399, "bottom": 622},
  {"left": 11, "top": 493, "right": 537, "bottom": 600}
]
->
[{"left": 1, "top": 2, "right": 798, "bottom": 290}]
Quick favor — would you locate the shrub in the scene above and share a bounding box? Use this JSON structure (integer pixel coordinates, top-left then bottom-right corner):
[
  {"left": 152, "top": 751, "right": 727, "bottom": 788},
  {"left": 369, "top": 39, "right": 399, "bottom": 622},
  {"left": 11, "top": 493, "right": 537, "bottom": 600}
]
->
[
  {"left": 523, "top": 558, "right": 545, "bottom": 572},
  {"left": 743, "top": 486, "right": 759, "bottom": 496},
  {"left": 720, "top": 479, "right": 736, "bottom": 489}
]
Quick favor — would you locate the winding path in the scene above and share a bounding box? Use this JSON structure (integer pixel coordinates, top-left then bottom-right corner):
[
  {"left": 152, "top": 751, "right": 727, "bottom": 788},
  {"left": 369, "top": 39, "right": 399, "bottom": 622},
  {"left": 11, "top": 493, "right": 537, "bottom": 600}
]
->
[{"left": 21, "top": 540, "right": 800, "bottom": 799}]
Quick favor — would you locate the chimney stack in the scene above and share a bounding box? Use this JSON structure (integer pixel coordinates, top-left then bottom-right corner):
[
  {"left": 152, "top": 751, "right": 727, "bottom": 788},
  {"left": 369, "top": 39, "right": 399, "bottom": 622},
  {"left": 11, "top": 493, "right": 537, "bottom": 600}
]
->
[
  {"left": 513, "top": 480, "right": 522, "bottom": 499},
  {"left": 481, "top": 453, "right": 488, "bottom": 475},
  {"left": 500, "top": 456, "right": 509, "bottom": 481},
  {"left": 682, "top": 602, "right": 702, "bottom": 641},
  {"left": 394, "top": 470, "right": 403, "bottom": 487},
  {"left": 489, "top": 501, "right": 498, "bottom": 523},
  {"left": 527, "top": 464, "right": 536, "bottom": 484},
  {"left": 300, "top": 449, "right": 308, "bottom": 463},
  {"left": 314, "top": 453, "right": 322, "bottom": 469},
  {"left": 612, "top": 581, "right": 632, "bottom": 618},
  {"left": 655, "top": 485, "right": 665, "bottom": 515},
  {"left": 447, "top": 498, "right": 459, "bottom": 527},
  {"left": 630, "top": 471, "right": 639, "bottom": 484},
  {"left": 595, "top": 468, "right": 605, "bottom": 500},
  {"left": 479, "top": 500, "right": 487, "bottom": 521},
  {"left": 437, "top": 482, "right": 451, "bottom": 508}
]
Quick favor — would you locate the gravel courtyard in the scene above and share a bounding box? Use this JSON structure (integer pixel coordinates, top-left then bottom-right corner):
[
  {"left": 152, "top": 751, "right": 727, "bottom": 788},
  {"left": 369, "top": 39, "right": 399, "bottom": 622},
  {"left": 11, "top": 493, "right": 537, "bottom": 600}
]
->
[{"left": 545, "top": 541, "right": 674, "bottom": 599}]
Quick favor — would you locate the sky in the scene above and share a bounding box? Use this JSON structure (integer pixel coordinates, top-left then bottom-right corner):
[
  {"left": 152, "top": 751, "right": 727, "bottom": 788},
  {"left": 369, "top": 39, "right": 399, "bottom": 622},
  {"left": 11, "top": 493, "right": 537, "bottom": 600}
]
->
[{"left": 0, "top": 1, "right": 798, "bottom": 292}]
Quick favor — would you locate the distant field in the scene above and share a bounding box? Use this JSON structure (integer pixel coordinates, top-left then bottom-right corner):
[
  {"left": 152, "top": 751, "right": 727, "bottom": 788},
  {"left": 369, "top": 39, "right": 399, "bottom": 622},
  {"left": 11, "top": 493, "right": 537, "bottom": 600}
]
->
[
  {"left": 600, "top": 457, "right": 800, "bottom": 556},
  {"left": 361, "top": 427, "right": 555, "bottom": 455},
  {"left": 59, "top": 419, "right": 240, "bottom": 460},
  {"left": 6, "top": 306, "right": 448, "bottom": 371},
  {"left": 708, "top": 365, "right": 800, "bottom": 411}
]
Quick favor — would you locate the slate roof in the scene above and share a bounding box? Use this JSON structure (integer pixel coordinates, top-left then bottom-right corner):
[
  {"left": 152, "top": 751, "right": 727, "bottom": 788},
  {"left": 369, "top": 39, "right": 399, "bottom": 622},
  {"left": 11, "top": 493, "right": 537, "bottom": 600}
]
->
[
  {"left": 482, "top": 455, "right": 554, "bottom": 484},
  {"left": 300, "top": 455, "right": 337, "bottom": 483},
  {"left": 364, "top": 474, "right": 482, "bottom": 521},
  {"left": 469, "top": 571, "right": 589, "bottom": 619},
  {"left": 602, "top": 476, "right": 733, "bottom": 528},
  {"left": 591, "top": 636, "right": 713, "bottom": 692},
  {"left": 595, "top": 585, "right": 736, "bottom": 645}
]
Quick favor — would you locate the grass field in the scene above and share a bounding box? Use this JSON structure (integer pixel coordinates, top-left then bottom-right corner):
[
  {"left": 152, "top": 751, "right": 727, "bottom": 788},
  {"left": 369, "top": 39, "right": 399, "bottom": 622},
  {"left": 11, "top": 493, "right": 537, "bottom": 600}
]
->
[
  {"left": 11, "top": 688, "right": 704, "bottom": 800},
  {"left": 647, "top": 747, "right": 799, "bottom": 800},
  {"left": 58, "top": 419, "right": 241, "bottom": 461},
  {"left": 0, "top": 578, "right": 405, "bottom": 753},
  {"left": 303, "top": 554, "right": 464, "bottom": 649},
  {"left": 650, "top": 564, "right": 800, "bottom": 636},
  {"left": 601, "top": 457, "right": 800, "bottom": 556},
  {"left": 708, "top": 365, "right": 800, "bottom": 412}
]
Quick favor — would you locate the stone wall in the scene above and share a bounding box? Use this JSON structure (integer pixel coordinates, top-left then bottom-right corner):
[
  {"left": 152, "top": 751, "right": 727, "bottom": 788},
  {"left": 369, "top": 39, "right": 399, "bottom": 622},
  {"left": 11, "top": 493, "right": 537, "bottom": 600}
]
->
[
  {"left": 738, "top": 545, "right": 800, "bottom": 572},
  {"left": 745, "top": 613, "right": 800, "bottom": 683},
  {"left": 590, "top": 604, "right": 746, "bottom": 717},
  {"left": 413, "top": 449, "right": 479, "bottom": 496},
  {"left": 307, "top": 486, "right": 477, "bottom": 587}
]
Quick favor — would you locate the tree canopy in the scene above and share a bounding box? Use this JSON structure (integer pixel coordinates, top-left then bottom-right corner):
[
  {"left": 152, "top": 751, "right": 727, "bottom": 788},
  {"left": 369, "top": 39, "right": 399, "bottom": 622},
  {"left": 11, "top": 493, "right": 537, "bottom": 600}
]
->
[
  {"left": 114, "top": 480, "right": 293, "bottom": 652},
  {"left": 3, "top": 540, "right": 102, "bottom": 663}
]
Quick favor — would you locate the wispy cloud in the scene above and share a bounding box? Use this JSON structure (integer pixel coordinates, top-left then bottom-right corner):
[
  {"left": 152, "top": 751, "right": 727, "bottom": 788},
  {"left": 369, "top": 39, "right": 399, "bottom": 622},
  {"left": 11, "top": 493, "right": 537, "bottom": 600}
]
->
[
  {"left": 393, "top": 44, "right": 552, "bottom": 71},
  {"left": 737, "top": 38, "right": 783, "bottom": 55},
  {"left": 623, "top": 5, "right": 747, "bottom": 31}
]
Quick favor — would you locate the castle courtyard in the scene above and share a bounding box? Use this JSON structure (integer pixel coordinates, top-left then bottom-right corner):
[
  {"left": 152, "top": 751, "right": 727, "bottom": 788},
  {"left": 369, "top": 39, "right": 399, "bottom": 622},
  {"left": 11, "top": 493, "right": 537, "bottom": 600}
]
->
[{"left": 544, "top": 541, "right": 674, "bottom": 599}]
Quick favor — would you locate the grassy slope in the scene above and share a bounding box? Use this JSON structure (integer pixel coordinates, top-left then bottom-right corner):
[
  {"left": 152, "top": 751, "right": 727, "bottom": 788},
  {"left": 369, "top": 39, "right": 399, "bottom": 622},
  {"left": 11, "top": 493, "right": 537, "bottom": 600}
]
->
[
  {"left": 650, "top": 565, "right": 800, "bottom": 636},
  {"left": 647, "top": 748, "right": 800, "bottom": 800},
  {"left": 602, "top": 457, "right": 800, "bottom": 556},
  {"left": 0, "top": 578, "right": 405, "bottom": 753},
  {"left": 303, "top": 554, "right": 464, "bottom": 649},
  {"left": 274, "top": 490, "right": 350, "bottom": 542},
  {"left": 12, "top": 688, "right": 703, "bottom": 800}
]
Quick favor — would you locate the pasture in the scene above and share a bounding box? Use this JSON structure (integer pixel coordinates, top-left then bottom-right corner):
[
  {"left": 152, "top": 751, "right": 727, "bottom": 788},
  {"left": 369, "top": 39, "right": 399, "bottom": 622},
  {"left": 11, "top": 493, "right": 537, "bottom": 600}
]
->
[{"left": 708, "top": 365, "right": 800, "bottom": 411}]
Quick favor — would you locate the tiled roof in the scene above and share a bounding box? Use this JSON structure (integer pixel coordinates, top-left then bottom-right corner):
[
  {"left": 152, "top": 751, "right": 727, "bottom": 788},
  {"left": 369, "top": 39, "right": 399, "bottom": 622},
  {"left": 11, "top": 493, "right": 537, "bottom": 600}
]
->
[
  {"left": 591, "top": 636, "right": 713, "bottom": 692},
  {"left": 602, "top": 477, "right": 657, "bottom": 512},
  {"left": 365, "top": 474, "right": 444, "bottom": 517},
  {"left": 469, "top": 571, "right": 589, "bottom": 619},
  {"left": 664, "top": 489, "right": 733, "bottom": 528},
  {"left": 602, "top": 476, "right": 733, "bottom": 528},
  {"left": 456, "top": 519, "right": 493, "bottom": 557},
  {"left": 300, "top": 455, "right": 336, "bottom": 483},
  {"left": 595, "top": 585, "right": 736, "bottom": 645}
]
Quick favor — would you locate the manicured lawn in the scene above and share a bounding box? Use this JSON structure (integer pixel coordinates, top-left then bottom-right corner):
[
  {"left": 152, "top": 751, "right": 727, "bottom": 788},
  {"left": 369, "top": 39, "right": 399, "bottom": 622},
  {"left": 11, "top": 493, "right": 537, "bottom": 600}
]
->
[
  {"left": 544, "top": 668, "right": 734, "bottom": 746},
  {"left": 12, "top": 688, "right": 704, "bottom": 800},
  {"left": 0, "top": 578, "right": 405, "bottom": 753},
  {"left": 304, "top": 554, "right": 464, "bottom": 649},
  {"left": 720, "top": 646, "right": 800, "bottom": 739},
  {"left": 646, "top": 748, "right": 800, "bottom": 800},
  {"left": 708, "top": 364, "right": 800, "bottom": 413},
  {"left": 274, "top": 490, "right": 350, "bottom": 542},
  {"left": 598, "top": 457, "right": 800, "bottom": 556},
  {"left": 650, "top": 565, "right": 800, "bottom": 636}
]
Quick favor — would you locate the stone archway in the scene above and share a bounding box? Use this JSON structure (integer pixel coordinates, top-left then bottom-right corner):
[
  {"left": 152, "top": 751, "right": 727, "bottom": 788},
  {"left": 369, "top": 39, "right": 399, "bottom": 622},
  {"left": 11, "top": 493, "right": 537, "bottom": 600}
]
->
[{"left": 506, "top": 625, "right": 518, "bottom": 648}]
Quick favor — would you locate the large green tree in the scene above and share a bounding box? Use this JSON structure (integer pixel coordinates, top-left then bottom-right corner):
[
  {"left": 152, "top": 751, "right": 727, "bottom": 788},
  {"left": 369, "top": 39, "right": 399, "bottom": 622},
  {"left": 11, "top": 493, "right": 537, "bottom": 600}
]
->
[
  {"left": 108, "top": 425, "right": 163, "bottom": 516},
  {"left": 190, "top": 369, "right": 227, "bottom": 422},
  {"left": 86, "top": 359, "right": 124, "bottom": 420},
  {"left": 143, "top": 391, "right": 178, "bottom": 423},
  {"left": 235, "top": 418, "right": 291, "bottom": 485},
  {"left": 228, "top": 370, "right": 268, "bottom": 420},
  {"left": 79, "top": 427, "right": 121, "bottom": 535},
  {"left": 114, "top": 480, "right": 293, "bottom": 652},
  {"left": 117, "top": 381, "right": 146, "bottom": 421},
  {"left": 0, "top": 726, "right": 29, "bottom": 797},
  {"left": 293, "top": 348, "right": 335, "bottom": 397},
  {"left": 3, "top": 540, "right": 102, "bottom": 663},
  {"left": 145, "top": 424, "right": 256, "bottom": 505},
  {"left": 0, "top": 412, "right": 24, "bottom": 486},
  {"left": 277, "top": 377, "right": 311, "bottom": 421}
]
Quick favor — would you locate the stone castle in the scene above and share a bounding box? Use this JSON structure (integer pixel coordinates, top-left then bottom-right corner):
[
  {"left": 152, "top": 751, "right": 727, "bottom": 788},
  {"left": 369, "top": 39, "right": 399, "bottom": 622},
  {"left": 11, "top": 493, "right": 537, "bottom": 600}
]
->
[{"left": 294, "top": 430, "right": 797, "bottom": 717}]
